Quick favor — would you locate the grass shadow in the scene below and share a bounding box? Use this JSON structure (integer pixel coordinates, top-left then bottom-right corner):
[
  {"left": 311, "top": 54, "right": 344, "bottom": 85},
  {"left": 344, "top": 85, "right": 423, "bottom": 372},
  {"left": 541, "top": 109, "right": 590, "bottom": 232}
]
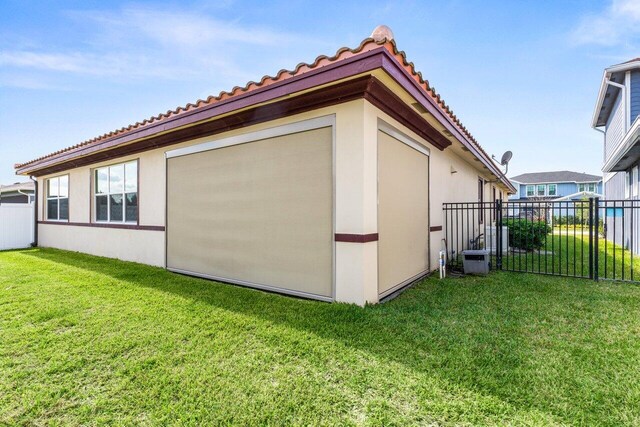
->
[{"left": 13, "top": 247, "right": 640, "bottom": 424}]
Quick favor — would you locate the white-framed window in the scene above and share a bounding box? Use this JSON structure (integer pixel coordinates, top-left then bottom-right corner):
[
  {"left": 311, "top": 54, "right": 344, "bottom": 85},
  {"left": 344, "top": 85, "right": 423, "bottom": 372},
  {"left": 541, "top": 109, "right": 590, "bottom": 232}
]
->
[
  {"left": 537, "top": 184, "right": 545, "bottom": 196},
  {"left": 626, "top": 171, "right": 631, "bottom": 199},
  {"left": 94, "top": 161, "right": 138, "bottom": 223},
  {"left": 578, "top": 183, "right": 585, "bottom": 192},
  {"left": 547, "top": 184, "right": 557, "bottom": 196},
  {"left": 46, "top": 175, "right": 69, "bottom": 221},
  {"left": 526, "top": 185, "right": 534, "bottom": 197}
]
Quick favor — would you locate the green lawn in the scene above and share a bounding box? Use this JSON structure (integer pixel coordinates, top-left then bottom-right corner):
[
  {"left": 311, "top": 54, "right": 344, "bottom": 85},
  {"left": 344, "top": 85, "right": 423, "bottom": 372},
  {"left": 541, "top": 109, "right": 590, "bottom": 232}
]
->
[
  {"left": 1, "top": 249, "right": 639, "bottom": 426},
  {"left": 503, "top": 232, "right": 640, "bottom": 281}
]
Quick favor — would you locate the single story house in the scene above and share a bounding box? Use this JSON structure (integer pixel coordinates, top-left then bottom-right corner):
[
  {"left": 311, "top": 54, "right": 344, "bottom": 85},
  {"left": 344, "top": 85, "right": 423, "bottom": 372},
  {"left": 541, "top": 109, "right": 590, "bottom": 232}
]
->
[
  {"left": 15, "top": 26, "right": 514, "bottom": 305},
  {"left": 0, "top": 181, "right": 35, "bottom": 204}
]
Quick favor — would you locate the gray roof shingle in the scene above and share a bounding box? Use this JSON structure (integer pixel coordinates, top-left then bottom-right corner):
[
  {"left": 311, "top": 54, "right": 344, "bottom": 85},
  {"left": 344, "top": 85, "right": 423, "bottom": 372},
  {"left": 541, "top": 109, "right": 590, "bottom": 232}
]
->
[{"left": 510, "top": 171, "right": 602, "bottom": 184}]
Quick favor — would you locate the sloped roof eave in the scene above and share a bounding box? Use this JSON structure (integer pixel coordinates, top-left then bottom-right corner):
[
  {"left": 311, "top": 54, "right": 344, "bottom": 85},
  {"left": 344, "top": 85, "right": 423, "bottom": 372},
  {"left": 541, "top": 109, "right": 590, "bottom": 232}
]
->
[{"left": 15, "top": 37, "right": 515, "bottom": 192}]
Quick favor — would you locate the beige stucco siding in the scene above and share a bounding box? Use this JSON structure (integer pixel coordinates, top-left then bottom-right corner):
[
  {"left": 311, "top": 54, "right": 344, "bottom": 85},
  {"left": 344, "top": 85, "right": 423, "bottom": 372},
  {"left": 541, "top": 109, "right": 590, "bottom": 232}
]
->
[
  {"left": 38, "top": 223, "right": 165, "bottom": 266},
  {"left": 35, "top": 101, "right": 373, "bottom": 303},
  {"left": 363, "top": 101, "right": 497, "bottom": 271},
  {"left": 34, "top": 88, "right": 506, "bottom": 305}
]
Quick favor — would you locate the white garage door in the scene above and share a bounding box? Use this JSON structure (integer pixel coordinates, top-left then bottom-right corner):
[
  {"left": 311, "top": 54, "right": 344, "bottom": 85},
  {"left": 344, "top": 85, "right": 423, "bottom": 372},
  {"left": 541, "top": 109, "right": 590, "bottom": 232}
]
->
[
  {"left": 166, "top": 122, "right": 334, "bottom": 300},
  {"left": 378, "top": 127, "right": 430, "bottom": 297}
]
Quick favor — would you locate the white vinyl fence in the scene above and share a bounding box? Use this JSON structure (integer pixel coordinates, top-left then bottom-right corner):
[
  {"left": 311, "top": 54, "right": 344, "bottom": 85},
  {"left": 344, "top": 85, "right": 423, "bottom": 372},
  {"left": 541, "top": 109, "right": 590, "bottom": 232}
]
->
[{"left": 0, "top": 203, "right": 34, "bottom": 250}]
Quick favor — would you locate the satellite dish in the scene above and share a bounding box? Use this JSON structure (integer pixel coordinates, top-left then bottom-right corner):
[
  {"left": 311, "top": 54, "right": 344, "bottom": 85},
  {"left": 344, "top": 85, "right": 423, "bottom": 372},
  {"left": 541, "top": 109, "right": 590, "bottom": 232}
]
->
[{"left": 500, "top": 151, "right": 512, "bottom": 166}]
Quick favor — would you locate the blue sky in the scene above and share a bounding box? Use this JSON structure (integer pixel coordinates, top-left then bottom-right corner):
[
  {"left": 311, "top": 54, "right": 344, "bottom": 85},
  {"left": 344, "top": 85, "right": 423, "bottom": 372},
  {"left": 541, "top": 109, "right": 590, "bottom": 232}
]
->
[{"left": 1, "top": 0, "right": 639, "bottom": 185}]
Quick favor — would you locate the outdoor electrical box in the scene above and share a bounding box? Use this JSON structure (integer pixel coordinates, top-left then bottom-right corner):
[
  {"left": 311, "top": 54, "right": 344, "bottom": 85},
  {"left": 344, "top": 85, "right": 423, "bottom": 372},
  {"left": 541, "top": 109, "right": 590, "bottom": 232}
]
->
[{"left": 461, "top": 249, "right": 490, "bottom": 275}]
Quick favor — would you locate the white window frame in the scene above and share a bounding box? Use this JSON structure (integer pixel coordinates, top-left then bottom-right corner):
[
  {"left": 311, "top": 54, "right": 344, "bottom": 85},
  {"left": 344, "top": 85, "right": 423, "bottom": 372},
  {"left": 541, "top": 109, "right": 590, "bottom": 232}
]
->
[
  {"left": 46, "top": 175, "right": 69, "bottom": 221},
  {"left": 547, "top": 184, "right": 557, "bottom": 197},
  {"left": 536, "top": 184, "right": 546, "bottom": 196},
  {"left": 633, "top": 168, "right": 638, "bottom": 197},
  {"left": 526, "top": 185, "right": 534, "bottom": 197},
  {"left": 94, "top": 160, "right": 138, "bottom": 224},
  {"left": 625, "top": 171, "right": 631, "bottom": 199}
]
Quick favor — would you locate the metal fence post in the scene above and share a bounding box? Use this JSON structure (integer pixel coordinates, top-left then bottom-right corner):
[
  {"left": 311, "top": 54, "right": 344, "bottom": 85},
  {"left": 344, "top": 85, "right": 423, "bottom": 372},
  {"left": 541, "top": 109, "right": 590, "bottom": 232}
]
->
[
  {"left": 589, "top": 198, "right": 594, "bottom": 280},
  {"left": 496, "top": 199, "right": 503, "bottom": 270},
  {"left": 594, "top": 197, "right": 600, "bottom": 282}
]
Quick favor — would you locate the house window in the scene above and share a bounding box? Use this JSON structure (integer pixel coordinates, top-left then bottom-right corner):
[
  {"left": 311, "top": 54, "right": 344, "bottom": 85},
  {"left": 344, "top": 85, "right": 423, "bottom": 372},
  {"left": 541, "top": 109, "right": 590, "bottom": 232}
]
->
[
  {"left": 46, "top": 175, "right": 69, "bottom": 221},
  {"left": 537, "top": 184, "right": 545, "bottom": 196},
  {"left": 547, "top": 184, "right": 557, "bottom": 196},
  {"left": 95, "top": 161, "right": 138, "bottom": 223},
  {"left": 526, "top": 185, "right": 534, "bottom": 197},
  {"left": 578, "top": 183, "right": 585, "bottom": 192},
  {"left": 626, "top": 171, "right": 631, "bottom": 199},
  {"left": 633, "top": 168, "right": 638, "bottom": 197}
]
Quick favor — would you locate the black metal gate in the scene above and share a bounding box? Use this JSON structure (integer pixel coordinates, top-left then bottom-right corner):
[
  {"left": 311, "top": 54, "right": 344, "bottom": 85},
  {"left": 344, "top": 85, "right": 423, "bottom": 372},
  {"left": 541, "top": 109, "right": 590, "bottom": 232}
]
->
[{"left": 443, "top": 199, "right": 640, "bottom": 282}]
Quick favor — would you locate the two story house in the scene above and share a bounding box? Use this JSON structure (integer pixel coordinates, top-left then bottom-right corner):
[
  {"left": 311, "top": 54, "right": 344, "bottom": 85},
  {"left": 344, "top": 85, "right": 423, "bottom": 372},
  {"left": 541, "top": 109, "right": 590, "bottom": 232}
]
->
[
  {"left": 593, "top": 58, "right": 640, "bottom": 251},
  {"left": 508, "top": 171, "right": 602, "bottom": 220},
  {"left": 592, "top": 58, "right": 640, "bottom": 199},
  {"left": 509, "top": 171, "right": 603, "bottom": 201}
]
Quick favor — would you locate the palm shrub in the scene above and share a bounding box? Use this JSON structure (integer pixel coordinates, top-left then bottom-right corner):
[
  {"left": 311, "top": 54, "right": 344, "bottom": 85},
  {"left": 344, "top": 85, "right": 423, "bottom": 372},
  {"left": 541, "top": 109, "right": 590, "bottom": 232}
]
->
[{"left": 505, "top": 219, "right": 551, "bottom": 251}]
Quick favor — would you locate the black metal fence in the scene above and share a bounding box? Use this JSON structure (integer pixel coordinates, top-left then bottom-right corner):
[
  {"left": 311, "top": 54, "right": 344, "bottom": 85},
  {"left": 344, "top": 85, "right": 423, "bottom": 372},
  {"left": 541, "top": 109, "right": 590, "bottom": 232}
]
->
[{"left": 443, "top": 199, "right": 640, "bottom": 283}]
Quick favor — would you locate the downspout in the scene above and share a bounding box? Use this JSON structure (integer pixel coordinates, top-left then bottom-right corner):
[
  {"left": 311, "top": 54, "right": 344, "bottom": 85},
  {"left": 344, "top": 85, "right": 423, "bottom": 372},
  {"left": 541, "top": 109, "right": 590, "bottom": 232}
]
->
[
  {"left": 606, "top": 79, "right": 627, "bottom": 131},
  {"left": 29, "top": 176, "right": 37, "bottom": 247}
]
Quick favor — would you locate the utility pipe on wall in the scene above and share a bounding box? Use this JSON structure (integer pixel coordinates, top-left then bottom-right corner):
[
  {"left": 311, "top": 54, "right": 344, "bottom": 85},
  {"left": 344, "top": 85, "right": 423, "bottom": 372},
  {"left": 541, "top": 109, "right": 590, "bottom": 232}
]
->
[{"left": 29, "top": 176, "right": 37, "bottom": 247}]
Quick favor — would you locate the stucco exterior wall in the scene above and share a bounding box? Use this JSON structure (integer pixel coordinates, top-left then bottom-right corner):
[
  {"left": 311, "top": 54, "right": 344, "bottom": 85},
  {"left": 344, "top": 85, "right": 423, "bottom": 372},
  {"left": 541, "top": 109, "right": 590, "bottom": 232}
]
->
[
  {"left": 36, "top": 100, "right": 380, "bottom": 304},
  {"left": 363, "top": 101, "right": 497, "bottom": 273},
  {"left": 35, "top": 93, "right": 508, "bottom": 305},
  {"left": 38, "top": 223, "right": 165, "bottom": 266}
]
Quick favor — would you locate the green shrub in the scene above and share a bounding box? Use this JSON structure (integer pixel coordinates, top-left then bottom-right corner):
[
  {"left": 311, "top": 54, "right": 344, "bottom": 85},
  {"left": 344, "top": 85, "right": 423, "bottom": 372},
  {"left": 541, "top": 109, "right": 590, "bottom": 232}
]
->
[{"left": 505, "top": 219, "right": 551, "bottom": 251}]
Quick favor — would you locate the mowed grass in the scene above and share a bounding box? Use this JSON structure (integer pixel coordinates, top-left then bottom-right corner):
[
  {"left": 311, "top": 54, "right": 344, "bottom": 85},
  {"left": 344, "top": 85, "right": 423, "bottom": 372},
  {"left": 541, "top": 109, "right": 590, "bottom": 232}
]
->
[
  {"left": 1, "top": 249, "right": 639, "bottom": 426},
  {"left": 504, "top": 231, "right": 640, "bottom": 281}
]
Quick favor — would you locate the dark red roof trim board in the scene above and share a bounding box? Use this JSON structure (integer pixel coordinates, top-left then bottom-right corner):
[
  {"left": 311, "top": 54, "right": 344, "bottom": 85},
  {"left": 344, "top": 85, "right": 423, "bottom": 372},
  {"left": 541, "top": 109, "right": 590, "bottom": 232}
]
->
[
  {"left": 15, "top": 37, "right": 515, "bottom": 192},
  {"left": 20, "top": 76, "right": 450, "bottom": 176},
  {"left": 38, "top": 221, "right": 164, "bottom": 231},
  {"left": 335, "top": 233, "right": 379, "bottom": 243},
  {"left": 364, "top": 78, "right": 451, "bottom": 149}
]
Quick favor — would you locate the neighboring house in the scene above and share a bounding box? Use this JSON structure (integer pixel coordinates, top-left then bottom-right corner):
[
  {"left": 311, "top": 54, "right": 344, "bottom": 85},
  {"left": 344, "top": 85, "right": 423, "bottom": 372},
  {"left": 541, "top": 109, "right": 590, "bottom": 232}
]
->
[
  {"left": 14, "top": 26, "right": 514, "bottom": 306},
  {"left": 592, "top": 58, "right": 640, "bottom": 251},
  {"left": 509, "top": 171, "right": 603, "bottom": 201},
  {"left": 508, "top": 171, "right": 602, "bottom": 220},
  {"left": 0, "top": 181, "right": 35, "bottom": 204}
]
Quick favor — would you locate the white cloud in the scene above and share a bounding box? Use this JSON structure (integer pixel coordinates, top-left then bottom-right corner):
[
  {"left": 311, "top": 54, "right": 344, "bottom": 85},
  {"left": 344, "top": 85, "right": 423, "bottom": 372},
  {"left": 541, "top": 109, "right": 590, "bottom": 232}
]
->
[
  {"left": 0, "top": 5, "right": 323, "bottom": 85},
  {"left": 69, "top": 6, "right": 302, "bottom": 49},
  {"left": 571, "top": 0, "right": 640, "bottom": 46}
]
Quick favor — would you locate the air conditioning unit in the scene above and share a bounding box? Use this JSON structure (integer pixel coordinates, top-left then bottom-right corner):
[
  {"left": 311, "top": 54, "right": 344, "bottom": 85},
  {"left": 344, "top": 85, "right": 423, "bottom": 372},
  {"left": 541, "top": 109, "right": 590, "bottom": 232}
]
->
[
  {"left": 462, "top": 249, "right": 490, "bottom": 275},
  {"left": 486, "top": 226, "right": 509, "bottom": 254}
]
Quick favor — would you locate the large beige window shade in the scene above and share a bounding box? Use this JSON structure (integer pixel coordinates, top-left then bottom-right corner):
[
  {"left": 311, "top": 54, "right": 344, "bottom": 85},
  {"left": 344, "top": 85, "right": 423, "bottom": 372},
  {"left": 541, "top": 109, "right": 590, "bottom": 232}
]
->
[
  {"left": 166, "top": 122, "right": 334, "bottom": 300},
  {"left": 377, "top": 126, "right": 430, "bottom": 297}
]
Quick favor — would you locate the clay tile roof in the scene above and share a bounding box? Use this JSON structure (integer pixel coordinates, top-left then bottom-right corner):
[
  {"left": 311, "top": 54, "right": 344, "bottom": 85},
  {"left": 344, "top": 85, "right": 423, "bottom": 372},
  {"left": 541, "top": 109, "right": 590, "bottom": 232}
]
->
[{"left": 15, "top": 35, "right": 494, "bottom": 175}]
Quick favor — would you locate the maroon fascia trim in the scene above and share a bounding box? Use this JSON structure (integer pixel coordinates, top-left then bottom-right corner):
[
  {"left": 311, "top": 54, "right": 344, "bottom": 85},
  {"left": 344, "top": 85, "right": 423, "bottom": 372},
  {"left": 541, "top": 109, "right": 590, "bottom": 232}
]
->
[
  {"left": 335, "top": 233, "right": 379, "bottom": 243},
  {"left": 364, "top": 78, "right": 451, "bottom": 149},
  {"left": 429, "top": 226, "right": 443, "bottom": 232},
  {"left": 38, "top": 221, "right": 164, "bottom": 231},
  {"left": 17, "top": 45, "right": 513, "bottom": 193},
  {"left": 17, "top": 49, "right": 388, "bottom": 176},
  {"left": 22, "top": 75, "right": 451, "bottom": 177}
]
